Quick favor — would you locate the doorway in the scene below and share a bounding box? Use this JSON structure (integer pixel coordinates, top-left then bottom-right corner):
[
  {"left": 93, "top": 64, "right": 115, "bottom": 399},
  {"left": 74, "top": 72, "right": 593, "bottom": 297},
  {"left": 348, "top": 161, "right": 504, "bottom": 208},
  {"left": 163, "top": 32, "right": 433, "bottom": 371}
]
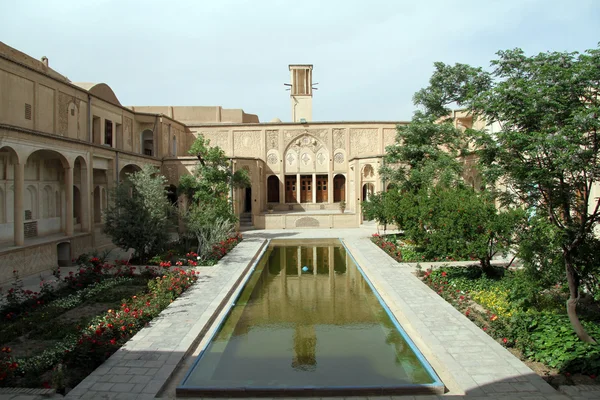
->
[
  {"left": 57, "top": 242, "right": 71, "bottom": 267},
  {"left": 244, "top": 187, "right": 252, "bottom": 212},
  {"left": 300, "top": 175, "right": 312, "bottom": 203},
  {"left": 316, "top": 175, "right": 328, "bottom": 203},
  {"left": 285, "top": 176, "right": 297, "bottom": 203},
  {"left": 267, "top": 176, "right": 280, "bottom": 203},
  {"left": 333, "top": 174, "right": 346, "bottom": 202}
]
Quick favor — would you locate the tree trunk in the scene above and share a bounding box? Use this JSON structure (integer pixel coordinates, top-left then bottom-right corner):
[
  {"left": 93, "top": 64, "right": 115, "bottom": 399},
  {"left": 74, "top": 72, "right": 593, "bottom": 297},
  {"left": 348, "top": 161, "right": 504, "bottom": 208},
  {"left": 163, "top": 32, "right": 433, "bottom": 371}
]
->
[
  {"left": 564, "top": 252, "right": 597, "bottom": 344},
  {"left": 480, "top": 257, "right": 495, "bottom": 277}
]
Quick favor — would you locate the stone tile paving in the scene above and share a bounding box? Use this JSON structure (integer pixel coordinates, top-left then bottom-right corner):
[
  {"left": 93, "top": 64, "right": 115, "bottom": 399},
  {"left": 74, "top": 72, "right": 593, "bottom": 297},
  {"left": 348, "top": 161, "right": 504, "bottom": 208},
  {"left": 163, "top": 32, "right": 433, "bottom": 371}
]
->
[
  {"left": 2, "top": 227, "right": 598, "bottom": 399},
  {"left": 60, "top": 236, "right": 268, "bottom": 400},
  {"left": 342, "top": 234, "right": 575, "bottom": 400}
]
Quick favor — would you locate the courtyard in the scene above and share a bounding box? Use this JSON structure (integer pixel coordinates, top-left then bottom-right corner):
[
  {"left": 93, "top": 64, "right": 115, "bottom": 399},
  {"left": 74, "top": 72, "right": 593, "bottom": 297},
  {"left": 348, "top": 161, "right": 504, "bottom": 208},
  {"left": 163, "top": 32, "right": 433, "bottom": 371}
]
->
[{"left": 1, "top": 227, "right": 597, "bottom": 400}]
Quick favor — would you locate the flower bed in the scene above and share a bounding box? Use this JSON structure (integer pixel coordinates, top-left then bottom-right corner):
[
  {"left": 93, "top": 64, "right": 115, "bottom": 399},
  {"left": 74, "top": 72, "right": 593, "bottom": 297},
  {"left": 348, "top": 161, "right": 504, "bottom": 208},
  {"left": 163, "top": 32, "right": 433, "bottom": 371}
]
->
[
  {"left": 421, "top": 267, "right": 600, "bottom": 381},
  {"left": 372, "top": 233, "right": 466, "bottom": 262},
  {"left": 148, "top": 232, "right": 243, "bottom": 268},
  {"left": 0, "top": 256, "right": 198, "bottom": 391}
]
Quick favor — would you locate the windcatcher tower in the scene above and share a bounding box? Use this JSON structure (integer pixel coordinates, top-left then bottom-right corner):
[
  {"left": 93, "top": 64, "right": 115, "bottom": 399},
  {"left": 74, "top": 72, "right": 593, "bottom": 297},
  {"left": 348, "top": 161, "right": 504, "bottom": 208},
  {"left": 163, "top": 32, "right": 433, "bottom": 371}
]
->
[{"left": 288, "top": 64, "right": 313, "bottom": 122}]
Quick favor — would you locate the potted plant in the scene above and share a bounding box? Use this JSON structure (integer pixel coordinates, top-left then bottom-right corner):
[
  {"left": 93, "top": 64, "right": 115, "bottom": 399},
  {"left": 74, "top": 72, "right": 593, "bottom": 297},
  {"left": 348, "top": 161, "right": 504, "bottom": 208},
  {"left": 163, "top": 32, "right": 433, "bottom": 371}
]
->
[
  {"left": 267, "top": 204, "right": 274, "bottom": 213},
  {"left": 339, "top": 200, "right": 346, "bottom": 213}
]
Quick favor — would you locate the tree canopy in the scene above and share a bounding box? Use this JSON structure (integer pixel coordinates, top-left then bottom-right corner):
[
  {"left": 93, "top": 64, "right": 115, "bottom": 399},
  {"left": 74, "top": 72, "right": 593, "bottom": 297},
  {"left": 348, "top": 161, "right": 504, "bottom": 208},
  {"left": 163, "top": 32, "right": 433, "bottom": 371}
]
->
[{"left": 415, "top": 44, "right": 600, "bottom": 343}]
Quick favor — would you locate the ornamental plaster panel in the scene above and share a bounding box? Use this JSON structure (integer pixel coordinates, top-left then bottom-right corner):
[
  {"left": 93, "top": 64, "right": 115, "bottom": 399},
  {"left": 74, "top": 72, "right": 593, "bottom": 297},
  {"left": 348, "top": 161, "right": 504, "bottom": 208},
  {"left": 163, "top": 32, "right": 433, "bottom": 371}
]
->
[
  {"left": 233, "top": 130, "right": 261, "bottom": 157},
  {"left": 350, "top": 128, "right": 378, "bottom": 157},
  {"left": 333, "top": 149, "right": 347, "bottom": 171},
  {"left": 124, "top": 117, "right": 133, "bottom": 150},
  {"left": 333, "top": 128, "right": 346, "bottom": 150},
  {"left": 200, "top": 131, "right": 230, "bottom": 153},
  {"left": 383, "top": 128, "right": 397, "bottom": 150},
  {"left": 58, "top": 92, "right": 75, "bottom": 136},
  {"left": 266, "top": 150, "right": 280, "bottom": 173},
  {"left": 266, "top": 130, "right": 279, "bottom": 151},
  {"left": 283, "top": 129, "right": 327, "bottom": 148}
]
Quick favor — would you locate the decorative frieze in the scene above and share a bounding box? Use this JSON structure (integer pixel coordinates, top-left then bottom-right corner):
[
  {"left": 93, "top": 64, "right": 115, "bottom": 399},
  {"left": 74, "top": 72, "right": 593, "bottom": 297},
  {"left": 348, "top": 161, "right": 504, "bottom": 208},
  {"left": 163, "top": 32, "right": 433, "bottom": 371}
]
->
[
  {"left": 333, "top": 128, "right": 345, "bottom": 150},
  {"left": 350, "top": 128, "right": 378, "bottom": 157}
]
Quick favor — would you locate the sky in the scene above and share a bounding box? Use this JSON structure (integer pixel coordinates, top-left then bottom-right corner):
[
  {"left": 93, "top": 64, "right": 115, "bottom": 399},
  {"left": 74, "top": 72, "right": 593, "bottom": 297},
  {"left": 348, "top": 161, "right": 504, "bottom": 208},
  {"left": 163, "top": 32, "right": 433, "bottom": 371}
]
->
[{"left": 1, "top": 0, "right": 599, "bottom": 122}]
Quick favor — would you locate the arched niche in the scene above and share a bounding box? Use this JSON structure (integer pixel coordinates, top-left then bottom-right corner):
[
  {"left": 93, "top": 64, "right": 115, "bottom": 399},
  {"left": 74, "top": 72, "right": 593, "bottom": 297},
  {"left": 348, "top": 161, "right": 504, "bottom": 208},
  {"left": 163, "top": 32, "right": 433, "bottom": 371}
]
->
[{"left": 284, "top": 134, "right": 329, "bottom": 174}]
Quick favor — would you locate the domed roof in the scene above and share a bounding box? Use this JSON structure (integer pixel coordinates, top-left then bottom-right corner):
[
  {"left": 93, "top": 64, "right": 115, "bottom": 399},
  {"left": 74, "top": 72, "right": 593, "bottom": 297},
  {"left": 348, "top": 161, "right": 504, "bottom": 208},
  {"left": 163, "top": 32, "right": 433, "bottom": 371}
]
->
[
  {"left": 270, "top": 117, "right": 282, "bottom": 123},
  {"left": 72, "top": 82, "right": 122, "bottom": 106}
]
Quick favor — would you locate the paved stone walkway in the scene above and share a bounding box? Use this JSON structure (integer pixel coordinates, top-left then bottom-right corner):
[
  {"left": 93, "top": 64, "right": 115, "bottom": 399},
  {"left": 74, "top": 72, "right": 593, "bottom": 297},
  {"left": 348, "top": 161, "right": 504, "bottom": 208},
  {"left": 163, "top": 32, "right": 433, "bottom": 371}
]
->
[
  {"left": 62, "top": 236, "right": 267, "bottom": 400},
  {"left": 342, "top": 235, "right": 577, "bottom": 400},
  {"left": 2, "top": 227, "right": 599, "bottom": 399}
]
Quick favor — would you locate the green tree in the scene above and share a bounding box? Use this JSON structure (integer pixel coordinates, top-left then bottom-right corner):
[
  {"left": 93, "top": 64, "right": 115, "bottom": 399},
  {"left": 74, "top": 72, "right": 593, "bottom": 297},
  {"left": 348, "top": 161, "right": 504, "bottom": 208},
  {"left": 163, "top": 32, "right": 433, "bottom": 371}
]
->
[
  {"left": 103, "top": 165, "right": 173, "bottom": 262},
  {"left": 380, "top": 83, "right": 520, "bottom": 273},
  {"left": 179, "top": 135, "right": 250, "bottom": 258},
  {"left": 416, "top": 45, "right": 600, "bottom": 343},
  {"left": 361, "top": 192, "right": 389, "bottom": 232}
]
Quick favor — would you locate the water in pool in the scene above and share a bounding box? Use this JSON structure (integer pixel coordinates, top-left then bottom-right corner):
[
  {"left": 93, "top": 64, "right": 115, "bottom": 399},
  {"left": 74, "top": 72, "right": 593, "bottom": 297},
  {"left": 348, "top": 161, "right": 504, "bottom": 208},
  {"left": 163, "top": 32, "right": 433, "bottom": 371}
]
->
[{"left": 179, "top": 239, "right": 442, "bottom": 395}]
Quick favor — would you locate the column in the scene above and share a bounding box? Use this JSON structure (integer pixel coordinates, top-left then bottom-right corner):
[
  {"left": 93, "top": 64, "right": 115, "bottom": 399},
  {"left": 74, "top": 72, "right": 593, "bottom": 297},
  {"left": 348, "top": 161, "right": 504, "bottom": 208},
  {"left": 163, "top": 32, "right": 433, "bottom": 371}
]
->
[
  {"left": 312, "top": 174, "right": 316, "bottom": 203},
  {"left": 313, "top": 246, "right": 317, "bottom": 275},
  {"left": 81, "top": 165, "right": 90, "bottom": 232},
  {"left": 328, "top": 172, "right": 333, "bottom": 203},
  {"left": 14, "top": 163, "right": 24, "bottom": 246},
  {"left": 279, "top": 174, "right": 285, "bottom": 204},
  {"left": 65, "top": 167, "right": 73, "bottom": 236},
  {"left": 296, "top": 173, "right": 300, "bottom": 204}
]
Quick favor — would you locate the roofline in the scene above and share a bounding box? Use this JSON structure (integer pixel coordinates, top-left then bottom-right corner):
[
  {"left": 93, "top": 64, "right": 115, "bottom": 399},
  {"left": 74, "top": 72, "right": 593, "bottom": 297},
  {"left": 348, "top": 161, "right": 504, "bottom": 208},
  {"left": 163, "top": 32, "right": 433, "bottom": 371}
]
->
[
  {"left": 0, "top": 51, "right": 184, "bottom": 124},
  {"left": 187, "top": 120, "right": 409, "bottom": 128}
]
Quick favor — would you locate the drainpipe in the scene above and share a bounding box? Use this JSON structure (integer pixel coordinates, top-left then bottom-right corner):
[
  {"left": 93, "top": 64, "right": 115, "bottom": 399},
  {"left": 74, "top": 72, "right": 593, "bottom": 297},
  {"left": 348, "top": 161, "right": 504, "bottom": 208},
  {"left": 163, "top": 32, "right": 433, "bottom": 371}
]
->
[
  {"left": 153, "top": 116, "right": 158, "bottom": 157},
  {"left": 168, "top": 123, "right": 172, "bottom": 156},
  {"left": 88, "top": 94, "right": 92, "bottom": 142}
]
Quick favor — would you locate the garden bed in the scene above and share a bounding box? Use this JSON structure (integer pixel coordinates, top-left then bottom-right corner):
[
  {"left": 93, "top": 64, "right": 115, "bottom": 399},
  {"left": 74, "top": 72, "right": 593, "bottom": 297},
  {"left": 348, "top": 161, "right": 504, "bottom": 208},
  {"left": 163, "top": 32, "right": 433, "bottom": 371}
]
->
[
  {"left": 0, "top": 256, "right": 200, "bottom": 392},
  {"left": 145, "top": 232, "right": 243, "bottom": 268},
  {"left": 371, "top": 233, "right": 479, "bottom": 262},
  {"left": 420, "top": 266, "right": 600, "bottom": 387}
]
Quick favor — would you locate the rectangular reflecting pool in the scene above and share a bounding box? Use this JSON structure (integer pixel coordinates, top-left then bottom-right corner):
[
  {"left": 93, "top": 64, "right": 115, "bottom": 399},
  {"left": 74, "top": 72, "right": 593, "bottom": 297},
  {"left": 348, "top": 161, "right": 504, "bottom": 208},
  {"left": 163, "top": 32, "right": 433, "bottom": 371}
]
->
[{"left": 178, "top": 239, "right": 444, "bottom": 396}]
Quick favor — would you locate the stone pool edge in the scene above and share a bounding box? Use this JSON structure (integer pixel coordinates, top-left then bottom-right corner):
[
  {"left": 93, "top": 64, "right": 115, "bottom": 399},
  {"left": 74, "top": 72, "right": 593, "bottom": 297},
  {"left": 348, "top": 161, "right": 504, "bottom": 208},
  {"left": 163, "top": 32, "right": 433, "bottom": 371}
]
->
[
  {"left": 342, "top": 236, "right": 563, "bottom": 398},
  {"left": 65, "top": 237, "right": 268, "bottom": 400}
]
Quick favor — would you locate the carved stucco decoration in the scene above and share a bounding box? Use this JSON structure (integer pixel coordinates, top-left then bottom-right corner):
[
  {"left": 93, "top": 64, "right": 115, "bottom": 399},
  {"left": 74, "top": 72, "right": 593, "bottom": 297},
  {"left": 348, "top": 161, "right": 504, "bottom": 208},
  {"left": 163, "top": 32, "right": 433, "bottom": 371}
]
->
[
  {"left": 286, "top": 152, "right": 296, "bottom": 166},
  {"left": 283, "top": 129, "right": 327, "bottom": 148},
  {"left": 201, "top": 131, "right": 230, "bottom": 153},
  {"left": 58, "top": 92, "right": 81, "bottom": 136},
  {"left": 233, "top": 131, "right": 261, "bottom": 157},
  {"left": 334, "top": 152, "right": 345, "bottom": 164},
  {"left": 266, "top": 130, "right": 279, "bottom": 151},
  {"left": 350, "top": 128, "right": 378, "bottom": 157},
  {"left": 267, "top": 153, "right": 278, "bottom": 165},
  {"left": 316, "top": 152, "right": 327, "bottom": 165},
  {"left": 284, "top": 133, "right": 329, "bottom": 173},
  {"left": 124, "top": 117, "right": 133, "bottom": 148},
  {"left": 333, "top": 128, "right": 346, "bottom": 150},
  {"left": 362, "top": 164, "right": 375, "bottom": 179},
  {"left": 383, "top": 128, "right": 396, "bottom": 149}
]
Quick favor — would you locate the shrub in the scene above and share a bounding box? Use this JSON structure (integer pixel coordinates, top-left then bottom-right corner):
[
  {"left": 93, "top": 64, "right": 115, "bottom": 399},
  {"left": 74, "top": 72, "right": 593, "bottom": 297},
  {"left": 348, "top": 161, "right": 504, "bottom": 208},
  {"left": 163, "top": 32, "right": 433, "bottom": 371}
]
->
[{"left": 103, "top": 165, "right": 174, "bottom": 262}]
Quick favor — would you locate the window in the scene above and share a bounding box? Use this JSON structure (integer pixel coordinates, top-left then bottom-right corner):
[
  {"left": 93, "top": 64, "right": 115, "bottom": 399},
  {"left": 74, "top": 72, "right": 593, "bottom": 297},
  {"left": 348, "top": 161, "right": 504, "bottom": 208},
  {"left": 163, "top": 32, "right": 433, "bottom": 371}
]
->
[{"left": 104, "top": 119, "right": 113, "bottom": 146}]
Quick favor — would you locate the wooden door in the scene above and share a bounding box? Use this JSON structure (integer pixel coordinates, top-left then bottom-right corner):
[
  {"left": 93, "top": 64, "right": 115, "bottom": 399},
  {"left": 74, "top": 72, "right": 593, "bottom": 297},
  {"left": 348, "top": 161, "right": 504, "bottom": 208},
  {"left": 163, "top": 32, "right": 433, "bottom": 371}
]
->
[
  {"left": 300, "top": 176, "right": 312, "bottom": 203},
  {"left": 267, "top": 176, "right": 280, "bottom": 203},
  {"left": 316, "top": 175, "right": 328, "bottom": 203},
  {"left": 334, "top": 175, "right": 345, "bottom": 202},
  {"left": 285, "top": 176, "right": 297, "bottom": 203}
]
